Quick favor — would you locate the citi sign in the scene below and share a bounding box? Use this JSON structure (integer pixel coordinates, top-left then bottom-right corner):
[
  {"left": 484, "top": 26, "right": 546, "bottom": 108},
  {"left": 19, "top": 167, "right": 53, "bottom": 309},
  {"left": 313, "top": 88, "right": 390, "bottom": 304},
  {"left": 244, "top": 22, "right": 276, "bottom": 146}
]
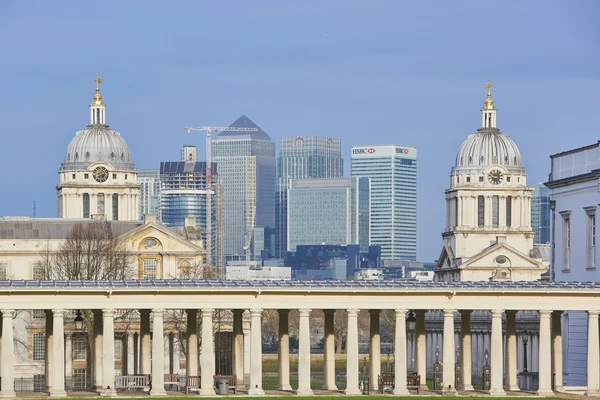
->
[{"left": 353, "top": 148, "right": 376, "bottom": 155}]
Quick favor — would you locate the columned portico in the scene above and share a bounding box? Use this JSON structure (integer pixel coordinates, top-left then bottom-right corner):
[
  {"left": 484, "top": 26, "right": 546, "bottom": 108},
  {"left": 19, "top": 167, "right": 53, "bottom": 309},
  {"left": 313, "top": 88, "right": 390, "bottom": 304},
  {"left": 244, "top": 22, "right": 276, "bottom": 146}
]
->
[
  {"left": 297, "top": 309, "right": 313, "bottom": 396},
  {"left": 322, "top": 310, "right": 337, "bottom": 391},
  {"left": 489, "top": 310, "right": 506, "bottom": 395},
  {"left": 369, "top": 309, "right": 381, "bottom": 392},
  {"left": 0, "top": 310, "right": 16, "bottom": 398},
  {"left": 459, "top": 310, "right": 473, "bottom": 390},
  {"left": 345, "top": 309, "right": 361, "bottom": 395},
  {"left": 50, "top": 310, "right": 66, "bottom": 397},
  {"left": 442, "top": 309, "right": 457, "bottom": 395},
  {"left": 150, "top": 309, "right": 167, "bottom": 396},
  {"left": 248, "top": 309, "right": 264, "bottom": 396},
  {"left": 277, "top": 309, "right": 292, "bottom": 391}
]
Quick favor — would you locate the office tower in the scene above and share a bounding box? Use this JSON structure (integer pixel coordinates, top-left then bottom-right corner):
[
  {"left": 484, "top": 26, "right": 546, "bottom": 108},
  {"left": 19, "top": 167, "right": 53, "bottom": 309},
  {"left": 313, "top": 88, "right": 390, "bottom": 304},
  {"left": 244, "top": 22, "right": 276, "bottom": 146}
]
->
[
  {"left": 159, "top": 146, "right": 216, "bottom": 262},
  {"left": 531, "top": 183, "right": 551, "bottom": 244},
  {"left": 351, "top": 145, "right": 417, "bottom": 262},
  {"left": 138, "top": 169, "right": 161, "bottom": 219},
  {"left": 213, "top": 115, "right": 276, "bottom": 261},
  {"left": 286, "top": 177, "right": 369, "bottom": 252},
  {"left": 276, "top": 136, "right": 343, "bottom": 257}
]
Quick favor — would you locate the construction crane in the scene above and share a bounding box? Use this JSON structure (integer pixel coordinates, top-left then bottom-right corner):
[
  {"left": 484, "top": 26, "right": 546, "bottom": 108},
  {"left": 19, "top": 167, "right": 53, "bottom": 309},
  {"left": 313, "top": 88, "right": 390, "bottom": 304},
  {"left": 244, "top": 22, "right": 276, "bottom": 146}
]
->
[{"left": 184, "top": 125, "right": 258, "bottom": 277}]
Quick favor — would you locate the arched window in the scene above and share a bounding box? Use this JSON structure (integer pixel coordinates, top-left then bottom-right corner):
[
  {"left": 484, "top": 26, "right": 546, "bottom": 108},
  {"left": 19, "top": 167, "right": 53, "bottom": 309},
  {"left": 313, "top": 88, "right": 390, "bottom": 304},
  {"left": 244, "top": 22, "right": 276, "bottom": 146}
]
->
[
  {"left": 492, "top": 195, "right": 499, "bottom": 226},
  {"left": 478, "top": 195, "right": 485, "bottom": 227},
  {"left": 506, "top": 196, "right": 512, "bottom": 227}
]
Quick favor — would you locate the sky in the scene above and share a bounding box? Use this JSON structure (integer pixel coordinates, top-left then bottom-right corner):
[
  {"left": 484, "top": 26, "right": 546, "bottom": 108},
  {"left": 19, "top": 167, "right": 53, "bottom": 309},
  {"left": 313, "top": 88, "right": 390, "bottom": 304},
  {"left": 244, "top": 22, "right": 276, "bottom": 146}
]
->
[{"left": 0, "top": 1, "right": 598, "bottom": 261}]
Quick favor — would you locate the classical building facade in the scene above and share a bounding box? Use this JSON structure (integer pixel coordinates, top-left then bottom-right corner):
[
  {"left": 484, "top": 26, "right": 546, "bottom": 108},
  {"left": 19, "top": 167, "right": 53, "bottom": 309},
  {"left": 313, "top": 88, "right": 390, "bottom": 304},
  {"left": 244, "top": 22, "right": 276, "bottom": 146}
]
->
[
  {"left": 56, "top": 75, "right": 140, "bottom": 221},
  {"left": 435, "top": 81, "right": 548, "bottom": 281},
  {"left": 546, "top": 140, "right": 600, "bottom": 387}
]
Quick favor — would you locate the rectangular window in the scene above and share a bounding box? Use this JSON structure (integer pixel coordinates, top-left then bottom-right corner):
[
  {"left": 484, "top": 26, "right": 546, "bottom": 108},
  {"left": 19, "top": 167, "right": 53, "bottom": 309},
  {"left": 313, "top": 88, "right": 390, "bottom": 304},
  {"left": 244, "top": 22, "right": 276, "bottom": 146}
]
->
[
  {"left": 479, "top": 176, "right": 484, "bottom": 182},
  {"left": 587, "top": 209, "right": 596, "bottom": 269},
  {"left": 114, "top": 339, "right": 122, "bottom": 361},
  {"left": 454, "top": 198, "right": 459, "bottom": 228},
  {"left": 112, "top": 174, "right": 117, "bottom": 179},
  {"left": 73, "top": 368, "right": 87, "bottom": 390},
  {"left": 33, "top": 310, "right": 46, "bottom": 320},
  {"left": 83, "top": 193, "right": 90, "bottom": 218},
  {"left": 112, "top": 194, "right": 119, "bottom": 221},
  {"left": 0, "top": 263, "right": 7, "bottom": 280},
  {"left": 84, "top": 173, "right": 89, "bottom": 179},
  {"left": 143, "top": 259, "right": 157, "bottom": 279},
  {"left": 477, "top": 195, "right": 485, "bottom": 227},
  {"left": 33, "top": 333, "right": 45, "bottom": 361},
  {"left": 73, "top": 337, "right": 87, "bottom": 361},
  {"left": 72, "top": 173, "right": 76, "bottom": 180},
  {"left": 97, "top": 194, "right": 105, "bottom": 216},
  {"left": 492, "top": 195, "right": 499, "bottom": 226},
  {"left": 466, "top": 177, "right": 471, "bottom": 183},
  {"left": 561, "top": 212, "right": 571, "bottom": 271},
  {"left": 506, "top": 196, "right": 512, "bottom": 227},
  {"left": 32, "top": 263, "right": 45, "bottom": 280}
]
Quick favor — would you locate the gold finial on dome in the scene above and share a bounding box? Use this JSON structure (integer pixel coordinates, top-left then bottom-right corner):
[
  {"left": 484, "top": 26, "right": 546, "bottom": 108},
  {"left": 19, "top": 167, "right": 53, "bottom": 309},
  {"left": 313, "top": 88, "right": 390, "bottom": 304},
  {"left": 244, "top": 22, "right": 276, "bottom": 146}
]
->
[
  {"left": 483, "top": 77, "right": 495, "bottom": 110},
  {"left": 93, "top": 73, "right": 104, "bottom": 105}
]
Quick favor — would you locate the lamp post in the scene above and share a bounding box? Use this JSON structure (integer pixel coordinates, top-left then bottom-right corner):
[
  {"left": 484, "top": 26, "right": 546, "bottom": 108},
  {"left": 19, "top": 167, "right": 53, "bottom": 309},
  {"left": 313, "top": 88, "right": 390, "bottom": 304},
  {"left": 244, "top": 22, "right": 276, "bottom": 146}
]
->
[
  {"left": 522, "top": 330, "right": 529, "bottom": 372},
  {"left": 74, "top": 310, "right": 84, "bottom": 330},
  {"left": 406, "top": 311, "right": 416, "bottom": 371}
]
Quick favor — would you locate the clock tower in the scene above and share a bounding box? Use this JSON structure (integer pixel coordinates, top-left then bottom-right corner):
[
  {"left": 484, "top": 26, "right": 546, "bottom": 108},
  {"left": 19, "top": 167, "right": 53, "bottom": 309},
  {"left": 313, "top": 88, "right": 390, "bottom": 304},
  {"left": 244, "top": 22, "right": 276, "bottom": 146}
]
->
[
  {"left": 56, "top": 75, "right": 140, "bottom": 221},
  {"left": 435, "top": 80, "right": 547, "bottom": 281}
]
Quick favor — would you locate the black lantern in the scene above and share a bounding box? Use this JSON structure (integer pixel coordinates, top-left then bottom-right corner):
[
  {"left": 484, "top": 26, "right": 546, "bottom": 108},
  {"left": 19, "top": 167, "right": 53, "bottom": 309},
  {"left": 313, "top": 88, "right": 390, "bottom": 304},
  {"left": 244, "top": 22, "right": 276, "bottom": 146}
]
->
[
  {"left": 74, "top": 310, "right": 84, "bottom": 330},
  {"left": 522, "top": 330, "right": 529, "bottom": 372},
  {"left": 406, "top": 311, "right": 417, "bottom": 332}
]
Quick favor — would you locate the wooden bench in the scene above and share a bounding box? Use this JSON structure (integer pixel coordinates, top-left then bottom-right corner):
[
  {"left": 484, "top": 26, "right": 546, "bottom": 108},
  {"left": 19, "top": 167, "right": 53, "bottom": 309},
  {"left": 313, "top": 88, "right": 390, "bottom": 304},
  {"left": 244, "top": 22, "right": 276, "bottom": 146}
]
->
[
  {"left": 114, "top": 374, "right": 151, "bottom": 391},
  {"left": 378, "top": 372, "right": 421, "bottom": 394},
  {"left": 185, "top": 376, "right": 201, "bottom": 394},
  {"left": 164, "top": 374, "right": 181, "bottom": 391},
  {"left": 214, "top": 375, "right": 237, "bottom": 394}
]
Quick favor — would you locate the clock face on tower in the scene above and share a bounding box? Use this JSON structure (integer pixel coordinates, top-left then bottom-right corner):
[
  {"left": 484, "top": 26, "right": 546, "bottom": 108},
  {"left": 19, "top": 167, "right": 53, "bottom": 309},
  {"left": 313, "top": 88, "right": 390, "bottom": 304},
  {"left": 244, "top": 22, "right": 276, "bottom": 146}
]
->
[
  {"left": 93, "top": 166, "right": 109, "bottom": 183},
  {"left": 488, "top": 169, "right": 503, "bottom": 185}
]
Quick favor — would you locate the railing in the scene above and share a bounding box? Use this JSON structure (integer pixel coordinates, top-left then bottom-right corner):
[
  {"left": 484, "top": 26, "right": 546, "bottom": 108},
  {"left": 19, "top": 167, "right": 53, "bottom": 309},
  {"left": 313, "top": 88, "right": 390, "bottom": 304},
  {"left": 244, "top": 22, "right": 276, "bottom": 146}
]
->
[{"left": 114, "top": 374, "right": 151, "bottom": 391}]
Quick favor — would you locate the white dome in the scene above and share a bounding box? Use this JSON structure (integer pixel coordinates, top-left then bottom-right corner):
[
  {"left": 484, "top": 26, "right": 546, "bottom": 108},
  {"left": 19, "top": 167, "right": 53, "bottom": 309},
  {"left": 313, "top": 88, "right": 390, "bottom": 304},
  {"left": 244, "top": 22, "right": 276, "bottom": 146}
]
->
[
  {"left": 61, "top": 125, "right": 135, "bottom": 172},
  {"left": 454, "top": 127, "right": 524, "bottom": 173}
]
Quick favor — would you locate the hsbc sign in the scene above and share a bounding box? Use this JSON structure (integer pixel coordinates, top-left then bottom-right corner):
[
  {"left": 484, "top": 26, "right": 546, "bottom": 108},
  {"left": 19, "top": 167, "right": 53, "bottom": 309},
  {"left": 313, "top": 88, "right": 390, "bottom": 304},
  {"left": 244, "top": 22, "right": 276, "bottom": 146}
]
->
[
  {"left": 351, "top": 145, "right": 417, "bottom": 159},
  {"left": 352, "top": 148, "right": 376, "bottom": 155}
]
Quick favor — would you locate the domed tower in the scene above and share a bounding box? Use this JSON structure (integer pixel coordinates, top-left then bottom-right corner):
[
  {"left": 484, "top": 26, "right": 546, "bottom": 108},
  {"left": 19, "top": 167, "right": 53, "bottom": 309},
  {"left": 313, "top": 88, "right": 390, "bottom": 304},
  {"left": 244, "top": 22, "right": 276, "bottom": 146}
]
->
[
  {"left": 435, "top": 80, "right": 547, "bottom": 282},
  {"left": 56, "top": 74, "right": 140, "bottom": 221}
]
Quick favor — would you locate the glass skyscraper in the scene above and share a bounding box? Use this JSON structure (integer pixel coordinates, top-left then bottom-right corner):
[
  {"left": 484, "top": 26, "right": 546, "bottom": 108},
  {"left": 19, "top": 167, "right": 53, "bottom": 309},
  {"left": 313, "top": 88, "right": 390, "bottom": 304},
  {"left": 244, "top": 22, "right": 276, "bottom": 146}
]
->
[
  {"left": 213, "top": 115, "right": 276, "bottom": 261},
  {"left": 276, "top": 136, "right": 343, "bottom": 257},
  {"left": 351, "top": 144, "right": 417, "bottom": 262},
  {"left": 286, "top": 177, "right": 369, "bottom": 252},
  {"left": 531, "top": 183, "right": 551, "bottom": 244},
  {"left": 138, "top": 169, "right": 160, "bottom": 219},
  {"left": 159, "top": 146, "right": 216, "bottom": 261}
]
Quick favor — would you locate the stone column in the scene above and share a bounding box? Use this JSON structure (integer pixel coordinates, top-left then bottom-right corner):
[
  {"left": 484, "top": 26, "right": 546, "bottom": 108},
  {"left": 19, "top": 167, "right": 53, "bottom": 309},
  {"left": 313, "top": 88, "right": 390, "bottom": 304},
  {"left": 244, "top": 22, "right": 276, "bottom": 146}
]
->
[
  {"left": 65, "top": 333, "right": 72, "bottom": 380},
  {"left": 369, "top": 309, "right": 381, "bottom": 391},
  {"left": 551, "top": 311, "right": 563, "bottom": 392},
  {"left": 415, "top": 310, "right": 427, "bottom": 391},
  {"left": 460, "top": 310, "right": 473, "bottom": 390},
  {"left": 586, "top": 311, "right": 600, "bottom": 396},
  {"left": 140, "top": 309, "right": 151, "bottom": 375},
  {"left": 537, "top": 310, "right": 554, "bottom": 396},
  {"left": 150, "top": 309, "right": 167, "bottom": 396},
  {"left": 133, "top": 332, "right": 139, "bottom": 375},
  {"left": 243, "top": 326, "right": 251, "bottom": 386},
  {"left": 127, "top": 334, "right": 135, "bottom": 375},
  {"left": 442, "top": 309, "right": 457, "bottom": 395},
  {"left": 277, "top": 309, "right": 292, "bottom": 391},
  {"left": 92, "top": 310, "right": 103, "bottom": 390},
  {"left": 297, "top": 309, "right": 313, "bottom": 395},
  {"left": 248, "top": 309, "right": 265, "bottom": 395},
  {"left": 505, "top": 310, "right": 519, "bottom": 391},
  {"left": 199, "top": 309, "right": 216, "bottom": 396},
  {"left": 0, "top": 310, "right": 15, "bottom": 398},
  {"left": 322, "top": 310, "right": 337, "bottom": 390},
  {"left": 185, "top": 309, "right": 198, "bottom": 378},
  {"left": 489, "top": 310, "right": 506, "bottom": 395},
  {"left": 50, "top": 310, "right": 66, "bottom": 397},
  {"left": 45, "top": 310, "right": 53, "bottom": 392},
  {"left": 393, "top": 309, "right": 410, "bottom": 395},
  {"left": 232, "top": 310, "right": 244, "bottom": 387},
  {"left": 102, "top": 309, "right": 116, "bottom": 396},
  {"left": 345, "top": 309, "right": 361, "bottom": 395}
]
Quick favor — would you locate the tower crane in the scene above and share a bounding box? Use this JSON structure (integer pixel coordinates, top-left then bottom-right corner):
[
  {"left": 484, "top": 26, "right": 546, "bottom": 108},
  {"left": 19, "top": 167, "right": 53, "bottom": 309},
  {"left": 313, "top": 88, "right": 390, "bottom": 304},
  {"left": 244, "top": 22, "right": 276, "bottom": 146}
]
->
[{"left": 185, "top": 125, "right": 258, "bottom": 277}]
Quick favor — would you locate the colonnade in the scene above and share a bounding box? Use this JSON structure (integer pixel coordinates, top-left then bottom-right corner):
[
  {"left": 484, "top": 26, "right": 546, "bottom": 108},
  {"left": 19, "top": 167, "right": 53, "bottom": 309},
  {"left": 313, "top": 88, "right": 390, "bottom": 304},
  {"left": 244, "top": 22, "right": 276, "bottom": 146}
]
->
[{"left": 1, "top": 306, "right": 599, "bottom": 397}]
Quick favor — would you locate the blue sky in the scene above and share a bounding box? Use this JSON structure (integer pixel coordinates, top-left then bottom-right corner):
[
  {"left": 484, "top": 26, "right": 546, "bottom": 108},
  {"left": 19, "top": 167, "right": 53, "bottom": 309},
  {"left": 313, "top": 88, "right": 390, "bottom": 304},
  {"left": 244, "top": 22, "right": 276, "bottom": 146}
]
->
[{"left": 0, "top": 1, "right": 598, "bottom": 261}]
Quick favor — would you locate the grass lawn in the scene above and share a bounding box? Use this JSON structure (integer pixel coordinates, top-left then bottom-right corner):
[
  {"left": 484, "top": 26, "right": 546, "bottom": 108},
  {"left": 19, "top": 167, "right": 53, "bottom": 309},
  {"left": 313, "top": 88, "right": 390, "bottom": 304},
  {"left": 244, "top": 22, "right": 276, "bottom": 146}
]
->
[{"left": 54, "top": 398, "right": 568, "bottom": 400}]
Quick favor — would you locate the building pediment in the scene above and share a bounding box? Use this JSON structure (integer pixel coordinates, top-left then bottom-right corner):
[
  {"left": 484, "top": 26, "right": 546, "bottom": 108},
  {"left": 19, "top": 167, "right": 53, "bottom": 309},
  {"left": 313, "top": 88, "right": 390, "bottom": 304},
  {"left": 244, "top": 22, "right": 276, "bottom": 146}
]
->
[{"left": 118, "top": 222, "right": 205, "bottom": 254}]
